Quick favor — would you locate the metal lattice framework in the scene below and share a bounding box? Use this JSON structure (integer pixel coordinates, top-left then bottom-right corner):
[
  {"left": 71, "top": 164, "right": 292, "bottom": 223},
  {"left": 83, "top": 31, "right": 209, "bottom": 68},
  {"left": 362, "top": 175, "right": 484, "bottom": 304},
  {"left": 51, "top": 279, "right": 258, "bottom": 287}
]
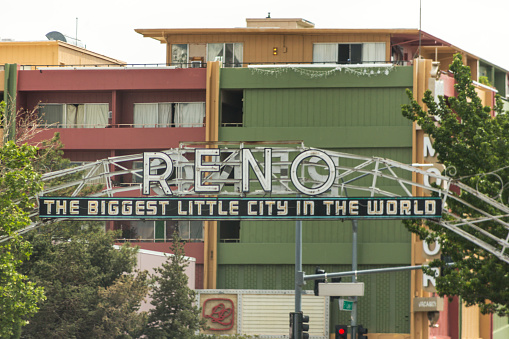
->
[{"left": 5, "top": 142, "right": 509, "bottom": 264}]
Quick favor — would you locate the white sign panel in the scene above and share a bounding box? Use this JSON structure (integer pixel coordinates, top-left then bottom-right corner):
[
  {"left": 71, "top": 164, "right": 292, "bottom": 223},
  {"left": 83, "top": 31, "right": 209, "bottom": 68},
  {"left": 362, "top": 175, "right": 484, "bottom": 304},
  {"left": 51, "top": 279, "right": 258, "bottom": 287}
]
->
[{"left": 318, "top": 282, "right": 365, "bottom": 296}]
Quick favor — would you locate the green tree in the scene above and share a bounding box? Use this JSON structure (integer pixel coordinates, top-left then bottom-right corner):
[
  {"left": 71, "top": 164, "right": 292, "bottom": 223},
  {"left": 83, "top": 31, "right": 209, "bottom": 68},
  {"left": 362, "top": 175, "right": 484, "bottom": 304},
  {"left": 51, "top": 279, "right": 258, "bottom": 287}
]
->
[
  {"left": 92, "top": 271, "right": 150, "bottom": 338},
  {"left": 145, "top": 232, "right": 206, "bottom": 338},
  {"left": 20, "top": 222, "right": 147, "bottom": 338},
  {"left": 402, "top": 54, "right": 509, "bottom": 315},
  {"left": 0, "top": 138, "right": 46, "bottom": 337},
  {"left": 19, "top": 133, "right": 149, "bottom": 338}
]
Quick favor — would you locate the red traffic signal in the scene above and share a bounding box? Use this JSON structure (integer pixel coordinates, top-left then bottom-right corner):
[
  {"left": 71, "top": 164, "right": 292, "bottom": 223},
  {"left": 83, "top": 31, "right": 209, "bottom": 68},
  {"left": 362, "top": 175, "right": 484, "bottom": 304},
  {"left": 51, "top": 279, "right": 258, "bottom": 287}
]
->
[{"left": 335, "top": 325, "right": 348, "bottom": 339}]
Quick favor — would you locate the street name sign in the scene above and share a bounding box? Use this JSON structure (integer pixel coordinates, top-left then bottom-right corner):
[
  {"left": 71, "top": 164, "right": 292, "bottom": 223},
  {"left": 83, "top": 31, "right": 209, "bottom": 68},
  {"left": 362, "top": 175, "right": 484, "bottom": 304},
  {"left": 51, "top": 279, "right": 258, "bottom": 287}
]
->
[{"left": 318, "top": 282, "right": 365, "bottom": 297}]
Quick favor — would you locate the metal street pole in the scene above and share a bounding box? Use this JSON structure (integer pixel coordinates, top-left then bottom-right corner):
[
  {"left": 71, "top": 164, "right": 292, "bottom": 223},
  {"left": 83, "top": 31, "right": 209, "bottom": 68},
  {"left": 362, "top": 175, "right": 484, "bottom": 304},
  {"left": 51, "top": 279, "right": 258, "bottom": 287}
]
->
[
  {"left": 351, "top": 219, "right": 358, "bottom": 339},
  {"left": 295, "top": 219, "right": 303, "bottom": 313},
  {"left": 293, "top": 219, "right": 303, "bottom": 338}
]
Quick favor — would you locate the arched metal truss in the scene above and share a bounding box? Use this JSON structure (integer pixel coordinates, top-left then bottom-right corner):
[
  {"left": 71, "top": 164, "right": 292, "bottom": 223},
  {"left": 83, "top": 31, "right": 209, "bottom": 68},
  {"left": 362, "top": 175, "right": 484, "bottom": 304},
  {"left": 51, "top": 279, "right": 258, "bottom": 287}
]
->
[{"left": 5, "top": 141, "right": 509, "bottom": 264}]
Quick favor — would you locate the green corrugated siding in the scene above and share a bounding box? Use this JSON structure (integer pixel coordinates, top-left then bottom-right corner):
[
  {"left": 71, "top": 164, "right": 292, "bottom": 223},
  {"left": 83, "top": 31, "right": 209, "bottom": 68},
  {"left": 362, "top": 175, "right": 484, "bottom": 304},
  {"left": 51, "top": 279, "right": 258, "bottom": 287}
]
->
[
  {"left": 237, "top": 219, "right": 410, "bottom": 244},
  {"left": 220, "top": 66, "right": 413, "bottom": 90},
  {"left": 217, "top": 264, "right": 411, "bottom": 334},
  {"left": 217, "top": 242, "right": 410, "bottom": 265},
  {"left": 243, "top": 88, "right": 411, "bottom": 128},
  {"left": 217, "top": 71, "right": 415, "bottom": 251},
  {"left": 220, "top": 126, "right": 411, "bottom": 148},
  {"left": 240, "top": 220, "right": 410, "bottom": 244},
  {"left": 216, "top": 66, "right": 414, "bottom": 334},
  {"left": 221, "top": 85, "right": 412, "bottom": 148}
]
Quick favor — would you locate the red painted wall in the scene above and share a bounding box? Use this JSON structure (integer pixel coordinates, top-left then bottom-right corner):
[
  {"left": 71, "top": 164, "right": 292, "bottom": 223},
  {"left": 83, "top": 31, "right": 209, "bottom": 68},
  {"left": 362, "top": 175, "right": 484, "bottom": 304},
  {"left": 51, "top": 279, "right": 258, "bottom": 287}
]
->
[
  {"left": 24, "top": 91, "right": 112, "bottom": 108},
  {"left": 17, "top": 67, "right": 207, "bottom": 161},
  {"left": 17, "top": 68, "right": 207, "bottom": 91},
  {"left": 29, "top": 127, "right": 206, "bottom": 150},
  {"left": 20, "top": 67, "right": 209, "bottom": 290}
]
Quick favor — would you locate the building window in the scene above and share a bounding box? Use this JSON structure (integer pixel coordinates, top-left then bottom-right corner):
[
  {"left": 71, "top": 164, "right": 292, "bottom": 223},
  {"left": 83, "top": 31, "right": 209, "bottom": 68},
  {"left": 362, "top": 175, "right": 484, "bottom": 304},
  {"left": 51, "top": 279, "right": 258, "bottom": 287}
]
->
[
  {"left": 171, "top": 44, "right": 189, "bottom": 67},
  {"left": 117, "top": 220, "right": 203, "bottom": 242},
  {"left": 221, "top": 89, "right": 244, "bottom": 127},
  {"left": 338, "top": 44, "right": 362, "bottom": 64},
  {"left": 219, "top": 220, "right": 240, "bottom": 243},
  {"left": 133, "top": 102, "right": 205, "bottom": 128},
  {"left": 176, "top": 220, "right": 204, "bottom": 240},
  {"left": 313, "top": 43, "right": 386, "bottom": 64},
  {"left": 38, "top": 103, "right": 109, "bottom": 128},
  {"left": 207, "top": 43, "right": 243, "bottom": 67}
]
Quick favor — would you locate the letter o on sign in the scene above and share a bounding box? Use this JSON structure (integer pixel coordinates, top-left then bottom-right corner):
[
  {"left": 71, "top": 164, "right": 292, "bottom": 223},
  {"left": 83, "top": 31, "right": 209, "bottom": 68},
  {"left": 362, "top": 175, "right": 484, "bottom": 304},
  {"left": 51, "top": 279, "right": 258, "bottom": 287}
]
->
[
  {"left": 423, "top": 239, "right": 441, "bottom": 256},
  {"left": 290, "top": 150, "right": 336, "bottom": 195}
]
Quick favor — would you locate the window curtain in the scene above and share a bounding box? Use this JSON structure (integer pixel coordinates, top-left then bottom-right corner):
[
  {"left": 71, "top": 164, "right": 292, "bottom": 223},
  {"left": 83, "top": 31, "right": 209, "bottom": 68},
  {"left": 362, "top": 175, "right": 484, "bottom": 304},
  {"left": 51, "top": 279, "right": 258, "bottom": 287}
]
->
[
  {"left": 158, "top": 103, "right": 173, "bottom": 127},
  {"left": 313, "top": 44, "right": 338, "bottom": 64},
  {"left": 177, "top": 221, "right": 203, "bottom": 240},
  {"left": 171, "top": 44, "right": 188, "bottom": 68},
  {"left": 177, "top": 103, "right": 205, "bottom": 127},
  {"left": 131, "top": 221, "right": 154, "bottom": 240},
  {"left": 233, "top": 43, "right": 243, "bottom": 67},
  {"left": 179, "top": 221, "right": 190, "bottom": 239},
  {"left": 134, "top": 103, "right": 158, "bottom": 127},
  {"left": 66, "top": 104, "right": 84, "bottom": 128},
  {"left": 166, "top": 220, "right": 179, "bottom": 240},
  {"left": 207, "top": 43, "right": 224, "bottom": 62},
  {"left": 190, "top": 221, "right": 203, "bottom": 240},
  {"left": 362, "top": 43, "right": 386, "bottom": 63},
  {"left": 224, "top": 43, "right": 234, "bottom": 67},
  {"left": 85, "top": 104, "right": 108, "bottom": 128}
]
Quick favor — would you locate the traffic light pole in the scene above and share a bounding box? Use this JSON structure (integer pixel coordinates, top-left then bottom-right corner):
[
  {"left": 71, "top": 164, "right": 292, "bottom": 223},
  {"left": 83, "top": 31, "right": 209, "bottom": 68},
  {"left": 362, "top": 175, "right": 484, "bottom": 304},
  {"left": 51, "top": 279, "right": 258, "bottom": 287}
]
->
[
  {"left": 295, "top": 219, "right": 303, "bottom": 313},
  {"left": 351, "top": 219, "right": 358, "bottom": 339},
  {"left": 293, "top": 219, "right": 304, "bottom": 338}
]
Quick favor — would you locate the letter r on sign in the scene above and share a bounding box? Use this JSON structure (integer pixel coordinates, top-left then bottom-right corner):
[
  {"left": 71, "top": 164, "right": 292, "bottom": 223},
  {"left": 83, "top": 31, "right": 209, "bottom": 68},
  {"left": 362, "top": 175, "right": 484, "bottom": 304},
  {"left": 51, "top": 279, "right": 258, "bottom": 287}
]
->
[{"left": 143, "top": 152, "right": 174, "bottom": 195}]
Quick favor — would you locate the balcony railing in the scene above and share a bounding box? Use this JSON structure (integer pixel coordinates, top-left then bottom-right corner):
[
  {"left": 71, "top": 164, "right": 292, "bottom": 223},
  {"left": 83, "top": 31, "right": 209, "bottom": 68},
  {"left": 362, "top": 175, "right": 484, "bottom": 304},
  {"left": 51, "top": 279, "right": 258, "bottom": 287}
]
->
[
  {"left": 115, "top": 237, "right": 203, "bottom": 243},
  {"left": 37, "top": 122, "right": 206, "bottom": 129},
  {"left": 18, "top": 60, "right": 412, "bottom": 70}
]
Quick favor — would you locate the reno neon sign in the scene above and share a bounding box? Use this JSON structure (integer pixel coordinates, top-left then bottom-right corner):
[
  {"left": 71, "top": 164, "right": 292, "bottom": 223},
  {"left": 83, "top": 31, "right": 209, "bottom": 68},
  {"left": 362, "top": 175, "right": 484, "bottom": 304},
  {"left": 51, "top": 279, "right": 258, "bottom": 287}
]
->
[{"left": 143, "top": 148, "right": 336, "bottom": 196}]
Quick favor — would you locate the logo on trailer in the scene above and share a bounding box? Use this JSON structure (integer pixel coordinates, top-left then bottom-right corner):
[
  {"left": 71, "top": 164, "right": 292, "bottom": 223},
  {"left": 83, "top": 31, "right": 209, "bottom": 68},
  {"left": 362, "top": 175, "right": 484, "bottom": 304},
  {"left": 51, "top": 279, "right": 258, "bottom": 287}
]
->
[{"left": 202, "top": 298, "right": 235, "bottom": 331}]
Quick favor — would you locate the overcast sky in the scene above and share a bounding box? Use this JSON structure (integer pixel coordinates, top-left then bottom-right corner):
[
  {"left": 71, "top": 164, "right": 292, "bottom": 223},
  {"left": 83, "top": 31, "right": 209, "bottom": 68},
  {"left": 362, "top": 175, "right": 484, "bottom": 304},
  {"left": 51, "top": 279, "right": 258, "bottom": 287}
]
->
[{"left": 2, "top": 0, "right": 508, "bottom": 70}]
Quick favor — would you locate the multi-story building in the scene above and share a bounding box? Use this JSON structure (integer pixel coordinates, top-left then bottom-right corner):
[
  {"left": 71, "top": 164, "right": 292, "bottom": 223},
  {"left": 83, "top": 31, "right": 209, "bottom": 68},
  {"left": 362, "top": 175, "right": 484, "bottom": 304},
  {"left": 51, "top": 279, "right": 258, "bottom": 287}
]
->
[
  {"left": 1, "top": 39, "right": 125, "bottom": 140},
  {"left": 4, "top": 17, "right": 508, "bottom": 338},
  {"left": 136, "top": 18, "right": 509, "bottom": 339},
  {"left": 18, "top": 66, "right": 210, "bottom": 288},
  {"left": 1, "top": 39, "right": 213, "bottom": 289},
  {"left": 0, "top": 40, "right": 124, "bottom": 68}
]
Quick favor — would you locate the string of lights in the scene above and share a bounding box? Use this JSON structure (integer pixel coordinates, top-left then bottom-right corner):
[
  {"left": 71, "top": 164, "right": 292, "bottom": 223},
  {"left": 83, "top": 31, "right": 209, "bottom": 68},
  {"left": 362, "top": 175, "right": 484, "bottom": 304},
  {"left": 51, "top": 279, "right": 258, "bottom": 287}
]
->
[{"left": 249, "top": 64, "right": 395, "bottom": 78}]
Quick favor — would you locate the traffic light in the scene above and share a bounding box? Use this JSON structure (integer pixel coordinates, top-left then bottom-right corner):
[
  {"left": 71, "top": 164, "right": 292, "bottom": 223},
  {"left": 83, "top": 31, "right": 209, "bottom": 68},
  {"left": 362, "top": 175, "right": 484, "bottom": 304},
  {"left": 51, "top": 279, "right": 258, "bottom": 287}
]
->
[
  {"left": 331, "top": 276, "right": 342, "bottom": 283},
  {"left": 289, "top": 312, "right": 310, "bottom": 339},
  {"left": 314, "top": 266, "right": 325, "bottom": 296},
  {"left": 335, "top": 325, "right": 348, "bottom": 339},
  {"left": 289, "top": 312, "right": 296, "bottom": 339},
  {"left": 358, "top": 324, "right": 368, "bottom": 339},
  {"left": 301, "top": 314, "right": 310, "bottom": 339}
]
